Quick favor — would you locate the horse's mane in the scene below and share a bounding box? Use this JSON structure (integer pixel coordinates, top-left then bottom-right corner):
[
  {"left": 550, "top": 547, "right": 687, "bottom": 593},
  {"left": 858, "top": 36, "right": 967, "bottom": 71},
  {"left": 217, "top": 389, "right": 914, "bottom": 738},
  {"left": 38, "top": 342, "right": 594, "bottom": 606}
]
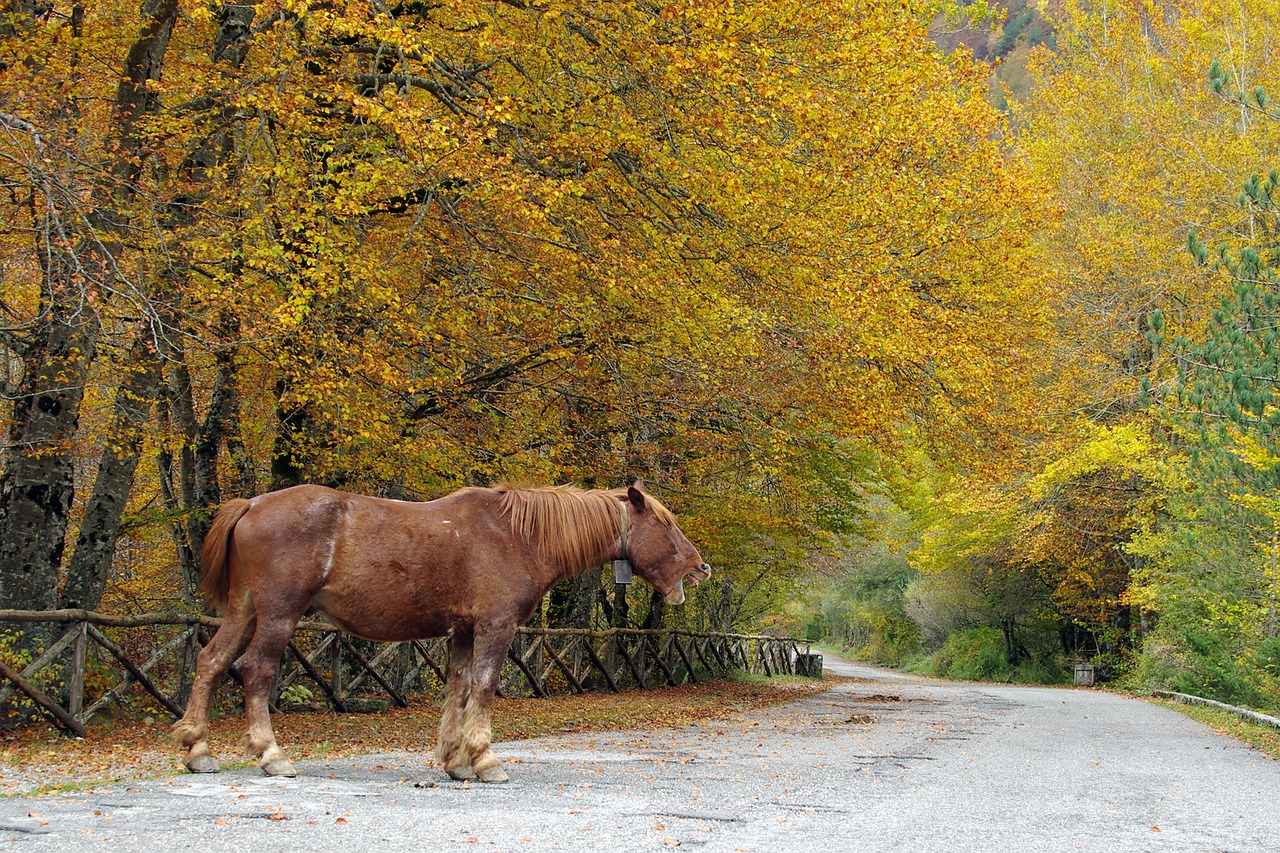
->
[{"left": 497, "top": 484, "right": 674, "bottom": 573}]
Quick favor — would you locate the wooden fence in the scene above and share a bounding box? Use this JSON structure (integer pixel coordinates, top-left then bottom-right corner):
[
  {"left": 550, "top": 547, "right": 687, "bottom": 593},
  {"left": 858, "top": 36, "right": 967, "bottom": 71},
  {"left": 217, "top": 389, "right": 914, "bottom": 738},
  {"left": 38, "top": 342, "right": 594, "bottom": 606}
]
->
[{"left": 0, "top": 609, "right": 814, "bottom": 736}]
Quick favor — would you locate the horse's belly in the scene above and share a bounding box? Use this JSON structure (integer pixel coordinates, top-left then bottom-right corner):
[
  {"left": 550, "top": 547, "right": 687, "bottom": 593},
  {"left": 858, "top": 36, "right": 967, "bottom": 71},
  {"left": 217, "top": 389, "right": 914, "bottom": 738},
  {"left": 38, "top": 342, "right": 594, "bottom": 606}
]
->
[{"left": 310, "top": 589, "right": 459, "bottom": 642}]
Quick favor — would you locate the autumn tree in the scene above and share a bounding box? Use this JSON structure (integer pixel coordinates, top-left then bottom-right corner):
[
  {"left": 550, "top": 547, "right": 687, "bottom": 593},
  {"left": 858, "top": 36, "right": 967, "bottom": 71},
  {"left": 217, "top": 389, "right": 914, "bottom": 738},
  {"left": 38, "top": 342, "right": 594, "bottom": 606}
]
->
[
  {"left": 0, "top": 0, "right": 182, "bottom": 647},
  {"left": 0, "top": 0, "right": 1050, "bottom": 641},
  {"left": 901, "top": 0, "right": 1280, "bottom": 693}
]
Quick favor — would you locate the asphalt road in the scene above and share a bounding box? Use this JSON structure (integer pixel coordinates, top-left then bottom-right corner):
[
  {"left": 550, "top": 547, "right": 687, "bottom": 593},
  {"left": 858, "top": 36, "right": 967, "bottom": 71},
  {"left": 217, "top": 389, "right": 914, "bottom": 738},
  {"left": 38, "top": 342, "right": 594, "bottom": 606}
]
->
[{"left": 2, "top": 655, "right": 1278, "bottom": 852}]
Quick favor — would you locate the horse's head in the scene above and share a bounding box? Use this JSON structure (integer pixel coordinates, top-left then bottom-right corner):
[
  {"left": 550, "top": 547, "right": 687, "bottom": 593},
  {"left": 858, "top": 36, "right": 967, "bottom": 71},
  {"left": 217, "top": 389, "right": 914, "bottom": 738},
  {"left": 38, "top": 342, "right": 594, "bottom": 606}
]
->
[{"left": 622, "top": 481, "right": 711, "bottom": 605}]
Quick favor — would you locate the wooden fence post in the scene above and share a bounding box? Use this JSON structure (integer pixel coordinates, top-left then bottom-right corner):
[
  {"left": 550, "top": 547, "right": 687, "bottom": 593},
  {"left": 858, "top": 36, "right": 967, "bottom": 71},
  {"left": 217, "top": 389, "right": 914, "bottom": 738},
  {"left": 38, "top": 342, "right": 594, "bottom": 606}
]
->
[
  {"left": 330, "top": 636, "right": 343, "bottom": 702},
  {"left": 68, "top": 621, "right": 87, "bottom": 721}
]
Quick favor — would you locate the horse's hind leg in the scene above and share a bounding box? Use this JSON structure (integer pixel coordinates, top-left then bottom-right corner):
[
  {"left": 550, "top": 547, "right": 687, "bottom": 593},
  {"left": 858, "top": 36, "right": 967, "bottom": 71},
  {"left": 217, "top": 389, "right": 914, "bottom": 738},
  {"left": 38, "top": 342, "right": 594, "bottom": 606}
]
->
[
  {"left": 437, "top": 635, "right": 474, "bottom": 781},
  {"left": 240, "top": 616, "right": 300, "bottom": 776},
  {"left": 174, "top": 603, "right": 255, "bottom": 773}
]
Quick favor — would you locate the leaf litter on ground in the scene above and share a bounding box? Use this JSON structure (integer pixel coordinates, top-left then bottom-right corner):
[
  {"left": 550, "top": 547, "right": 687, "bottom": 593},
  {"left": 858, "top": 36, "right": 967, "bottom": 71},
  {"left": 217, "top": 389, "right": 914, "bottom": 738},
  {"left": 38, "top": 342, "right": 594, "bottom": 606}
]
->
[{"left": 0, "top": 676, "right": 833, "bottom": 796}]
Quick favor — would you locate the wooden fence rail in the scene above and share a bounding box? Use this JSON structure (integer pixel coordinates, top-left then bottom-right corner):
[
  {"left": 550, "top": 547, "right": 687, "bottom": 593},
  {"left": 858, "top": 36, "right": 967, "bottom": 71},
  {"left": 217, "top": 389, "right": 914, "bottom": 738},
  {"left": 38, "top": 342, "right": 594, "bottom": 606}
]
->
[{"left": 0, "top": 609, "right": 813, "bottom": 735}]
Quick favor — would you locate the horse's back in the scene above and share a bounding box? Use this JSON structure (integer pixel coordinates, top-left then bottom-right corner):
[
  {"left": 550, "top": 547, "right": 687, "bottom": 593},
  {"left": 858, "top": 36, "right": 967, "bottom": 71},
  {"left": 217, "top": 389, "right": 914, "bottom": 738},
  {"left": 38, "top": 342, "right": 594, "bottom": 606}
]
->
[{"left": 238, "top": 485, "right": 523, "bottom": 641}]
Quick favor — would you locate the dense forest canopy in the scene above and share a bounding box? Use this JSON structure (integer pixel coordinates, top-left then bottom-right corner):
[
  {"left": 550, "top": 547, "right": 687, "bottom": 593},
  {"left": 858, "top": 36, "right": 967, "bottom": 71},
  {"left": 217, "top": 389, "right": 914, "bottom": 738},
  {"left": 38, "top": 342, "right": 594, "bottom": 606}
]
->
[
  {"left": 2, "top": 0, "right": 1278, "bottom": 713},
  {"left": 0, "top": 0, "right": 1043, "bottom": 634},
  {"left": 828, "top": 0, "right": 1280, "bottom": 711}
]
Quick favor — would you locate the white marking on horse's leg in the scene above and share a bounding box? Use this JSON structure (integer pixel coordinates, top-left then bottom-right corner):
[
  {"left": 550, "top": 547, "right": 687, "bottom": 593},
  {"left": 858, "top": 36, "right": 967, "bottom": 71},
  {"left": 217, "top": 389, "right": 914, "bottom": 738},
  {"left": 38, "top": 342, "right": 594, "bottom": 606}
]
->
[
  {"left": 175, "top": 711, "right": 217, "bottom": 772},
  {"left": 461, "top": 657, "right": 506, "bottom": 782},
  {"left": 463, "top": 695, "right": 506, "bottom": 782},
  {"left": 243, "top": 688, "right": 295, "bottom": 776},
  {"left": 173, "top": 713, "right": 207, "bottom": 752},
  {"left": 243, "top": 692, "right": 297, "bottom": 776},
  {"left": 175, "top": 712, "right": 218, "bottom": 773},
  {"left": 437, "top": 676, "right": 468, "bottom": 777}
]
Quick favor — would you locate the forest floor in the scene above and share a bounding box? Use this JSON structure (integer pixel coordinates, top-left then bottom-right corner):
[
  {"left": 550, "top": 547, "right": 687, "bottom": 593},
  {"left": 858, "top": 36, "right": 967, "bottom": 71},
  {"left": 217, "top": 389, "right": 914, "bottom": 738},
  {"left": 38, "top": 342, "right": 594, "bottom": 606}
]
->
[{"left": 0, "top": 675, "right": 832, "bottom": 796}]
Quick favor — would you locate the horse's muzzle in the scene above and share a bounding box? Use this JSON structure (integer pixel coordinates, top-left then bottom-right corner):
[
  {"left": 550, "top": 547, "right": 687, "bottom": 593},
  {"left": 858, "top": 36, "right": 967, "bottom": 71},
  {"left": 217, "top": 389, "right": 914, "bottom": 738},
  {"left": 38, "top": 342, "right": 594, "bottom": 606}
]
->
[{"left": 665, "top": 564, "right": 712, "bottom": 605}]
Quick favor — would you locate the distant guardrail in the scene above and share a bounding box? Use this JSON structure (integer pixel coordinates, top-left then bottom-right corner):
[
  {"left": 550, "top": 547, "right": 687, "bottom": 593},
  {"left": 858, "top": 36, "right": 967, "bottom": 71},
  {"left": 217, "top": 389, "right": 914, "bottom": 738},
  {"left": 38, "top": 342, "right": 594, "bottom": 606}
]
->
[
  {"left": 1153, "top": 689, "right": 1280, "bottom": 730},
  {"left": 0, "top": 609, "right": 813, "bottom": 735}
]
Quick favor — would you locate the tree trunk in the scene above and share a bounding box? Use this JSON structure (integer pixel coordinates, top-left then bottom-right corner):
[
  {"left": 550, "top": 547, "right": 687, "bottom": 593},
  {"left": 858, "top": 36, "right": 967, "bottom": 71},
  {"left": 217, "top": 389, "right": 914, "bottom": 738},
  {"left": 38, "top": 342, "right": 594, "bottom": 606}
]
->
[
  {"left": 61, "top": 331, "right": 163, "bottom": 611},
  {"left": 0, "top": 291, "right": 99, "bottom": 642},
  {"left": 642, "top": 588, "right": 666, "bottom": 630},
  {"left": 0, "top": 0, "right": 179, "bottom": 642},
  {"left": 707, "top": 576, "right": 735, "bottom": 633},
  {"left": 157, "top": 339, "right": 245, "bottom": 602},
  {"left": 270, "top": 375, "right": 308, "bottom": 489},
  {"left": 608, "top": 581, "right": 630, "bottom": 628},
  {"left": 548, "top": 565, "right": 603, "bottom": 628}
]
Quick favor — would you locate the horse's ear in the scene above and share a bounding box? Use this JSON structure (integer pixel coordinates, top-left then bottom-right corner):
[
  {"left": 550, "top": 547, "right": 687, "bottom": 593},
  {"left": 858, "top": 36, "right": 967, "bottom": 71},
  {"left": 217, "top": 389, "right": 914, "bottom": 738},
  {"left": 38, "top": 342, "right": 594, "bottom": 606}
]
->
[{"left": 627, "top": 480, "right": 647, "bottom": 511}]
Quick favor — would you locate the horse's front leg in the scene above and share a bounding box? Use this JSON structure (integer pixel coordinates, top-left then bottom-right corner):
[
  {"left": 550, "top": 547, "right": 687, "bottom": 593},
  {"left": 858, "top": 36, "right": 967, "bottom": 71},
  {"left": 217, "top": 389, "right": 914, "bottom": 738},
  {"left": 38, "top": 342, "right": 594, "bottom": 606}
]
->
[
  {"left": 438, "top": 634, "right": 475, "bottom": 781},
  {"left": 461, "top": 625, "right": 517, "bottom": 783}
]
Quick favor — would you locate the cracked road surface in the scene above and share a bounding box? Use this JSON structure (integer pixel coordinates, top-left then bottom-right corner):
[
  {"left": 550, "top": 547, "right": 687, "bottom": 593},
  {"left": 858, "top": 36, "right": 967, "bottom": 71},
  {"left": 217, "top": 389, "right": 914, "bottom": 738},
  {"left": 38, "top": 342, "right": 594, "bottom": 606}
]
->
[{"left": 2, "top": 655, "right": 1278, "bottom": 852}]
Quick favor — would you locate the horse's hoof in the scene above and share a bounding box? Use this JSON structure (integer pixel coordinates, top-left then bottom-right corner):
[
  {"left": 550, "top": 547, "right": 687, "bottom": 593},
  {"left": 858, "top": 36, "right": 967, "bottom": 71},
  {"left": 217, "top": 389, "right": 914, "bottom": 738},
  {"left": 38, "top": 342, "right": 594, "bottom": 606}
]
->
[
  {"left": 445, "top": 766, "right": 476, "bottom": 781},
  {"left": 186, "top": 755, "right": 220, "bottom": 774},
  {"left": 476, "top": 766, "right": 509, "bottom": 784},
  {"left": 261, "top": 757, "right": 297, "bottom": 777}
]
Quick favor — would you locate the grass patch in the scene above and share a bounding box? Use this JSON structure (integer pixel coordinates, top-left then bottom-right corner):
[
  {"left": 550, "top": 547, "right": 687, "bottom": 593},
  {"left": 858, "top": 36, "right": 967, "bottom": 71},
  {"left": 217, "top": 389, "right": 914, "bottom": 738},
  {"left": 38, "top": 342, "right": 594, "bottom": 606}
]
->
[
  {"left": 1, "top": 676, "right": 832, "bottom": 796},
  {"left": 1152, "top": 698, "right": 1280, "bottom": 760}
]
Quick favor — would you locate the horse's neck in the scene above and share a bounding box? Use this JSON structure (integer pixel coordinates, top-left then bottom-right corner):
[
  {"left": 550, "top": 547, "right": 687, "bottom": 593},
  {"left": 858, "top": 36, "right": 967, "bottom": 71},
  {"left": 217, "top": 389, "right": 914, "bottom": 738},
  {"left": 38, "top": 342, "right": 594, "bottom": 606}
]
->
[
  {"left": 556, "top": 502, "right": 627, "bottom": 584},
  {"left": 562, "top": 535, "right": 626, "bottom": 582}
]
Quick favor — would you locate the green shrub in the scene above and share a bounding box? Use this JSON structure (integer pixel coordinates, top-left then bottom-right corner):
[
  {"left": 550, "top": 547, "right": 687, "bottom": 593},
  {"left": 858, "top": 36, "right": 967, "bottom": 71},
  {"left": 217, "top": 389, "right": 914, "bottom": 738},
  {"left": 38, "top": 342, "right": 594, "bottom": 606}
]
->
[
  {"left": 1170, "top": 628, "right": 1277, "bottom": 712},
  {"left": 909, "top": 626, "right": 1069, "bottom": 684},
  {"left": 1011, "top": 657, "right": 1069, "bottom": 685},
  {"left": 916, "top": 627, "right": 1010, "bottom": 681}
]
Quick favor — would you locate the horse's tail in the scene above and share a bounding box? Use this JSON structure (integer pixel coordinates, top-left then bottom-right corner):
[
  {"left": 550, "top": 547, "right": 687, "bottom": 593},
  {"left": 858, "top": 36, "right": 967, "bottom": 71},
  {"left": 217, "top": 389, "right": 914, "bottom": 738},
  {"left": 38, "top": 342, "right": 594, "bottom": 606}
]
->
[{"left": 200, "top": 498, "right": 253, "bottom": 609}]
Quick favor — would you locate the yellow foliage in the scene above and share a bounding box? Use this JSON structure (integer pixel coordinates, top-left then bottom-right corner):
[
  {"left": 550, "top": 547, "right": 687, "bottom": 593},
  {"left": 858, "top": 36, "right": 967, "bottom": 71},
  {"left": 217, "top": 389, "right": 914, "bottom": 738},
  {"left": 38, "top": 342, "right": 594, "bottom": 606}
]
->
[
  {"left": 0, "top": 0, "right": 1051, "bottom": 619},
  {"left": 1014, "top": 0, "right": 1280, "bottom": 417}
]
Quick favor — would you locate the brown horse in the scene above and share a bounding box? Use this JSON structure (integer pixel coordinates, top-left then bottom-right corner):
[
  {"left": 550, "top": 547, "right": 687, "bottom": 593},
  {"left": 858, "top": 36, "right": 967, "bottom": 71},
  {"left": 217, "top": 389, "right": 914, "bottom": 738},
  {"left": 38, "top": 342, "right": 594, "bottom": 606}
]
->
[{"left": 173, "top": 480, "right": 710, "bottom": 782}]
